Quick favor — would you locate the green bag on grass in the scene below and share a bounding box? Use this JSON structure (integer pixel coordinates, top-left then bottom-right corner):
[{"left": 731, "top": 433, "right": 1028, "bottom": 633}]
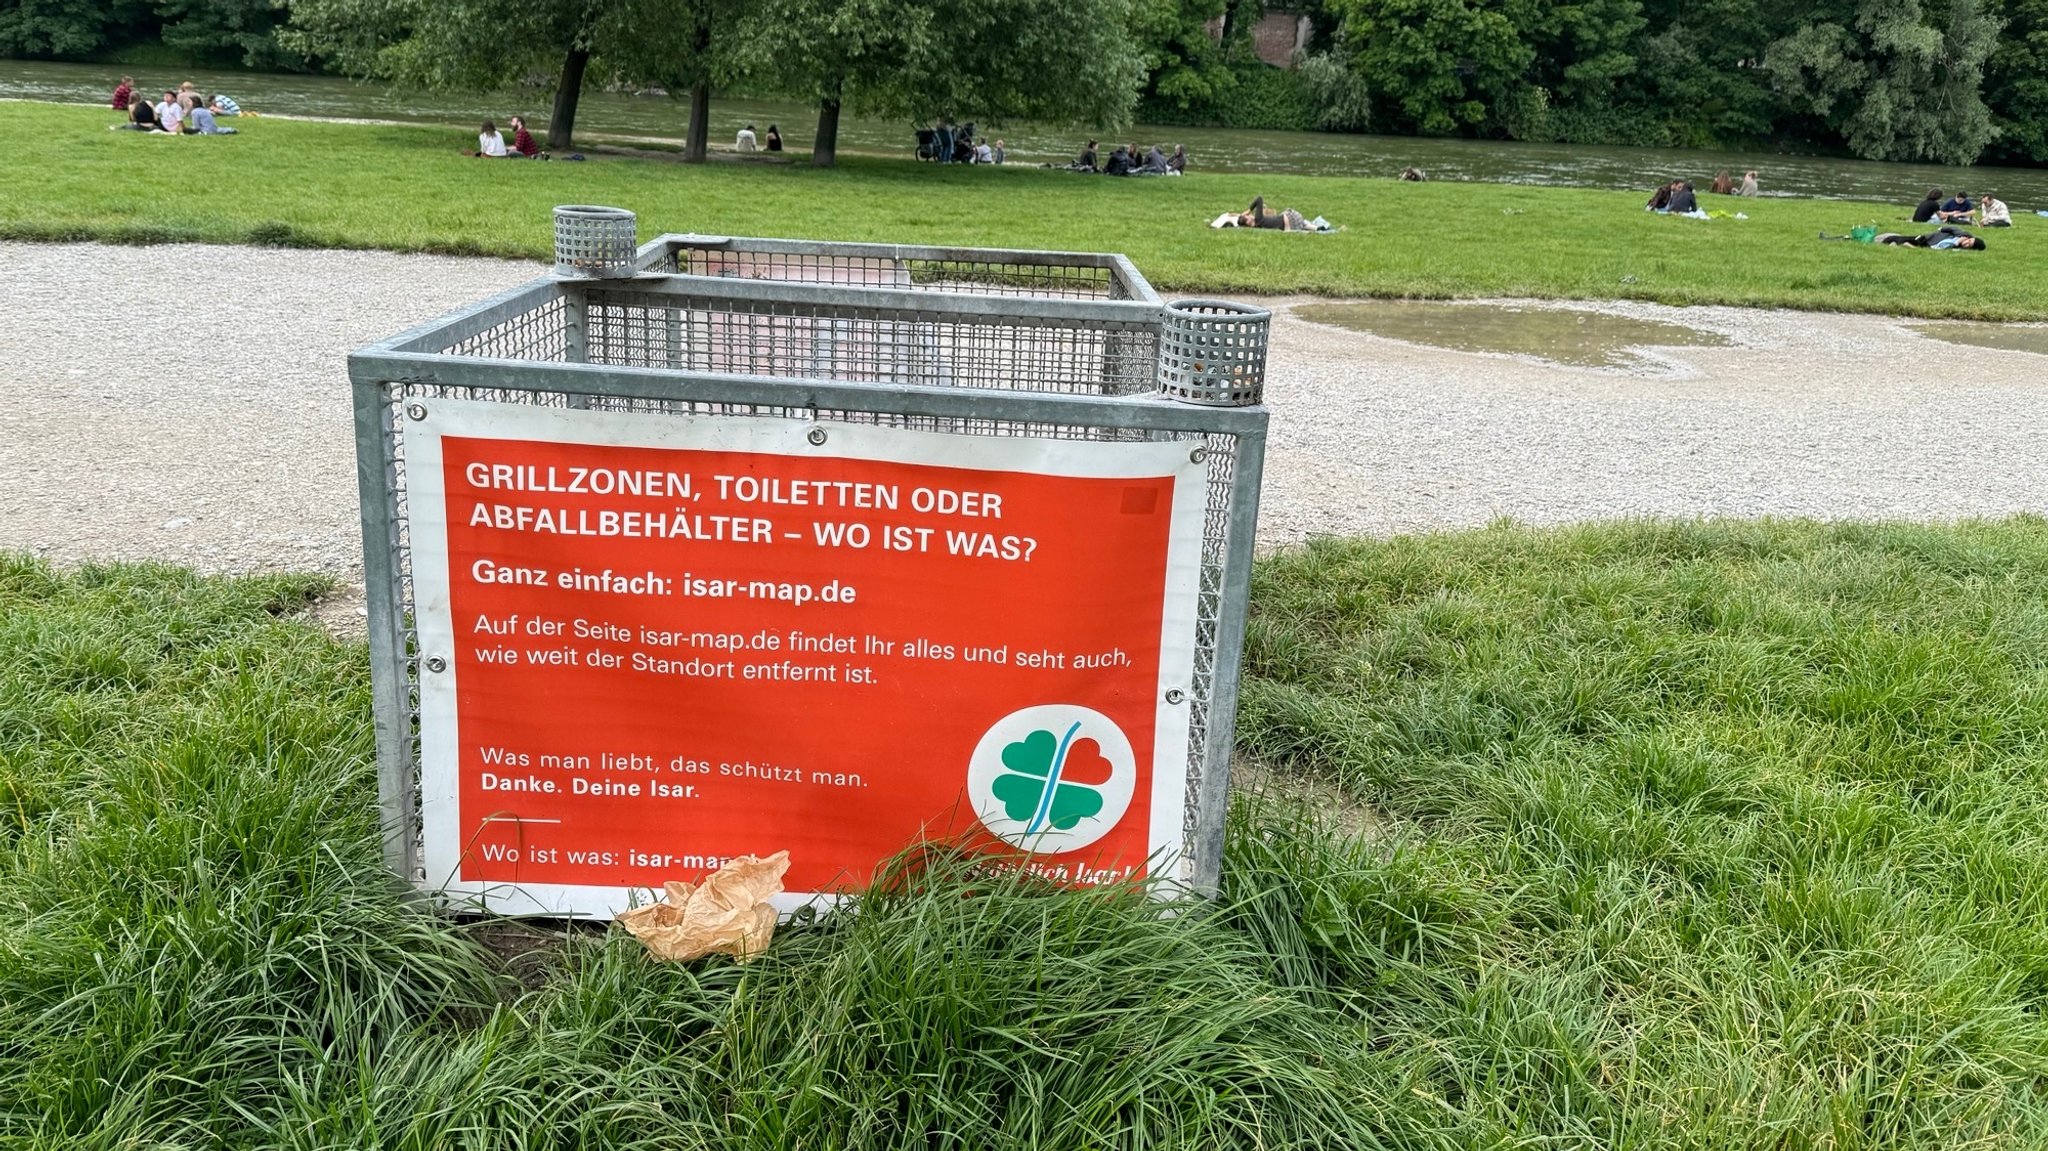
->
[{"left": 1851, "top": 225, "right": 1878, "bottom": 243}]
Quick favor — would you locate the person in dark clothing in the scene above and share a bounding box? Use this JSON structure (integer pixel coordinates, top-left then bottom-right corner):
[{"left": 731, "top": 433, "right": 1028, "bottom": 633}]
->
[
  {"left": 1667, "top": 182, "right": 1699, "bottom": 214},
  {"left": 112, "top": 76, "right": 135, "bottom": 111},
  {"left": 1139, "top": 145, "right": 1170, "bottom": 174},
  {"left": 1103, "top": 145, "right": 1134, "bottom": 176},
  {"left": 1877, "top": 226, "right": 1985, "bottom": 250},
  {"left": 1940, "top": 191, "right": 1973, "bottom": 215},
  {"left": 1169, "top": 145, "right": 1187, "bottom": 173},
  {"left": 765, "top": 124, "right": 783, "bottom": 152},
  {"left": 1911, "top": 189, "right": 1943, "bottom": 224},
  {"left": 935, "top": 120, "right": 955, "bottom": 164},
  {"left": 116, "top": 98, "right": 158, "bottom": 131},
  {"left": 1646, "top": 181, "right": 1675, "bottom": 211},
  {"left": 509, "top": 115, "right": 546, "bottom": 159},
  {"left": 1071, "top": 139, "right": 1098, "bottom": 171}
]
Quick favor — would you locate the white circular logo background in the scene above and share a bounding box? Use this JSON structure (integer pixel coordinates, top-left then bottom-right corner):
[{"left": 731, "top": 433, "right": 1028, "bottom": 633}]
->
[{"left": 967, "top": 704, "right": 1137, "bottom": 854}]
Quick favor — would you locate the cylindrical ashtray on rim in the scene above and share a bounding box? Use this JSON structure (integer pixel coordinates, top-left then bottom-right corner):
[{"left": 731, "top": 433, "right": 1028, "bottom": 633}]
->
[
  {"left": 552, "top": 205, "right": 638, "bottom": 278},
  {"left": 1156, "top": 299, "right": 1270, "bottom": 406}
]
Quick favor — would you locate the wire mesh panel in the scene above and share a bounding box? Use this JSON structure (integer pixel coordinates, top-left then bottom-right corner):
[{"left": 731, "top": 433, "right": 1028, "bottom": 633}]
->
[
  {"left": 576, "top": 283, "right": 1159, "bottom": 396},
  {"left": 351, "top": 231, "right": 1264, "bottom": 913},
  {"left": 632, "top": 235, "right": 1156, "bottom": 303}
]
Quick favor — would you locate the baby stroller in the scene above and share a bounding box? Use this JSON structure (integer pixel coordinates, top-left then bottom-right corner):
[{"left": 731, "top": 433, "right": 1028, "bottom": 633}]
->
[{"left": 915, "top": 128, "right": 940, "bottom": 162}]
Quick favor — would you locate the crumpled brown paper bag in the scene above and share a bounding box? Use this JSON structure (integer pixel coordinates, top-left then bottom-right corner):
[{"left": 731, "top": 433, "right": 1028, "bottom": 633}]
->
[{"left": 616, "top": 851, "right": 790, "bottom": 962}]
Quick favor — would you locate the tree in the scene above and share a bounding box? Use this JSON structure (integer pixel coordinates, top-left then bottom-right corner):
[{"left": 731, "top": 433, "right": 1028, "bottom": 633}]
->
[
  {"left": 284, "top": 0, "right": 662, "bottom": 151},
  {"left": 0, "top": 0, "right": 149, "bottom": 58},
  {"left": 745, "top": 0, "right": 1148, "bottom": 167},
  {"left": 1520, "top": 0, "right": 1648, "bottom": 110},
  {"left": 1765, "top": 0, "right": 2001, "bottom": 163},
  {"left": 1983, "top": 0, "right": 2048, "bottom": 161},
  {"left": 156, "top": 0, "right": 305, "bottom": 69},
  {"left": 1320, "top": 0, "right": 1538, "bottom": 135},
  {"left": 1128, "top": 0, "right": 1238, "bottom": 112},
  {"left": 733, "top": 0, "right": 929, "bottom": 167}
]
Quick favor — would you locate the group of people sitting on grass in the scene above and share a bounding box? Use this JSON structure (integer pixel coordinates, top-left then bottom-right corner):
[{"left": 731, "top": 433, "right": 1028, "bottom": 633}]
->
[
  {"left": 1911, "top": 188, "right": 2010, "bottom": 228},
  {"left": 920, "top": 121, "right": 1006, "bottom": 164},
  {"left": 1646, "top": 170, "right": 1759, "bottom": 216},
  {"left": 472, "top": 117, "right": 548, "bottom": 159},
  {"left": 110, "top": 77, "right": 240, "bottom": 135},
  {"left": 1061, "top": 139, "right": 1186, "bottom": 176}
]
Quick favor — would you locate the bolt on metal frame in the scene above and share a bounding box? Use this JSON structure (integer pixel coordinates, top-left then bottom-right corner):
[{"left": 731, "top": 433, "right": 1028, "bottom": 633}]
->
[{"left": 351, "top": 231, "right": 1268, "bottom": 904}]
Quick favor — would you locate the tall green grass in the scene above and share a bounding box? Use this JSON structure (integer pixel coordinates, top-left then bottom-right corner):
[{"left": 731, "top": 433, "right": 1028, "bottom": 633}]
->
[
  {"left": 4, "top": 102, "right": 2048, "bottom": 319},
  {"left": 0, "top": 556, "right": 1406, "bottom": 1149},
  {"left": 1238, "top": 517, "right": 2048, "bottom": 1147},
  {"left": 8, "top": 520, "right": 2048, "bottom": 1148}
]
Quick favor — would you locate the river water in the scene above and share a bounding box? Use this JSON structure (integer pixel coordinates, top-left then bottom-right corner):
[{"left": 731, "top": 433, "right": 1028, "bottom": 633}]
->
[{"left": 8, "top": 59, "right": 2048, "bottom": 204}]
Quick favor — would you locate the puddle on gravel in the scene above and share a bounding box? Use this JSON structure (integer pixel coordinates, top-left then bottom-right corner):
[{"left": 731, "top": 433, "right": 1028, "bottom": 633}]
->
[
  {"left": 1293, "top": 301, "right": 1729, "bottom": 368},
  {"left": 1910, "top": 322, "right": 2048, "bottom": 356}
]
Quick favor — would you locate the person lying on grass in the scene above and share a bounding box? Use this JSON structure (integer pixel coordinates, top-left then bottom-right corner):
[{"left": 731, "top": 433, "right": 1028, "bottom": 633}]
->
[
  {"left": 1219, "top": 196, "right": 1336, "bottom": 232},
  {"left": 1876, "top": 226, "right": 1987, "bottom": 250}
]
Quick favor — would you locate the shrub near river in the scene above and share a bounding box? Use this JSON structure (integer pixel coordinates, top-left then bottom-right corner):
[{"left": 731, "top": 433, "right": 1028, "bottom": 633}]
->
[{"left": 5, "top": 103, "right": 2048, "bottom": 321}]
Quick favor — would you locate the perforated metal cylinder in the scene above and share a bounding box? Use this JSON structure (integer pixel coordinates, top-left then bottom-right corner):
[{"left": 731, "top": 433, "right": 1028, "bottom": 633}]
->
[
  {"left": 1157, "top": 299, "right": 1269, "bottom": 406},
  {"left": 552, "top": 205, "right": 638, "bottom": 278}
]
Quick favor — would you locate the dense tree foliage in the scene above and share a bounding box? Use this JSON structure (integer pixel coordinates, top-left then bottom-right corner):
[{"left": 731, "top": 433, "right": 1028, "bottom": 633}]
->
[{"left": 9, "top": 0, "right": 2048, "bottom": 164}]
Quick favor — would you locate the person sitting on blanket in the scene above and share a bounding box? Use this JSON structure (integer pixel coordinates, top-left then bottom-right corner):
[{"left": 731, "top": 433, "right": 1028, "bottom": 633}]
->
[
  {"left": 1876, "top": 226, "right": 1986, "bottom": 250},
  {"left": 1911, "top": 188, "right": 1944, "bottom": 223},
  {"left": 1103, "top": 144, "right": 1135, "bottom": 176},
  {"left": 1977, "top": 193, "right": 2012, "bottom": 228},
  {"left": 1667, "top": 181, "right": 1700, "bottom": 214}
]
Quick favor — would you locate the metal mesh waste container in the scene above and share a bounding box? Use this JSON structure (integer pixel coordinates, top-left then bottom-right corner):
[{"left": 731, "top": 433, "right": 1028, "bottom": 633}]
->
[{"left": 352, "top": 220, "right": 1272, "bottom": 912}]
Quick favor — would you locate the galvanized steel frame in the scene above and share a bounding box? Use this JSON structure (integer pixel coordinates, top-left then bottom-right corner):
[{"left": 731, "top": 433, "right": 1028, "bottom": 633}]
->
[{"left": 351, "top": 253, "right": 1264, "bottom": 904}]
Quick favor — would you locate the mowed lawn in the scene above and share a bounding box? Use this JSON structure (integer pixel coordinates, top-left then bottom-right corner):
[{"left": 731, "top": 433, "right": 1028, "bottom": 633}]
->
[
  {"left": 9, "top": 518, "right": 2048, "bottom": 1148},
  {"left": 5, "top": 101, "right": 2048, "bottom": 319}
]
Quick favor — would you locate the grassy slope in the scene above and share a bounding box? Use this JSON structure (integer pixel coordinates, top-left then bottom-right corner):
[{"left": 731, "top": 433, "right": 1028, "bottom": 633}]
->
[
  {"left": 10, "top": 520, "right": 2048, "bottom": 1147},
  {"left": 5, "top": 102, "right": 2048, "bottom": 320}
]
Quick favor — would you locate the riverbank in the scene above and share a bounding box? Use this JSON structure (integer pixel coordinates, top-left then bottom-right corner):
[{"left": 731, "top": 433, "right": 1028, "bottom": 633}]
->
[{"left": 5, "top": 103, "right": 2047, "bottom": 320}]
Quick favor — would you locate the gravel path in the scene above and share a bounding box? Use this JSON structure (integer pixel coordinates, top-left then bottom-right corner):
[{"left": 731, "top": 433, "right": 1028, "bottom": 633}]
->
[{"left": 7, "top": 241, "right": 2048, "bottom": 581}]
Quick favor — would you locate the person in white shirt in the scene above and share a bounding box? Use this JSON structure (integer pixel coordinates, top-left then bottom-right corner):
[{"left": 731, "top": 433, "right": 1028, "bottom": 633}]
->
[
  {"left": 155, "top": 91, "right": 184, "bottom": 134},
  {"left": 476, "top": 120, "right": 508, "bottom": 157},
  {"left": 735, "top": 124, "right": 758, "bottom": 152},
  {"left": 973, "top": 140, "right": 993, "bottom": 164},
  {"left": 1978, "top": 193, "right": 2012, "bottom": 227}
]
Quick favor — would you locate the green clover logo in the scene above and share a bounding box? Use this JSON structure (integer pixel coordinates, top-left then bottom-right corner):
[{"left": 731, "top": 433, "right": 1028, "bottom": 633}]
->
[{"left": 989, "top": 722, "right": 1112, "bottom": 835}]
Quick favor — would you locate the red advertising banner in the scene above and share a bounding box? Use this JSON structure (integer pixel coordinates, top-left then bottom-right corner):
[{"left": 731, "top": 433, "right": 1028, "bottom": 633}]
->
[{"left": 404, "top": 399, "right": 1204, "bottom": 917}]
